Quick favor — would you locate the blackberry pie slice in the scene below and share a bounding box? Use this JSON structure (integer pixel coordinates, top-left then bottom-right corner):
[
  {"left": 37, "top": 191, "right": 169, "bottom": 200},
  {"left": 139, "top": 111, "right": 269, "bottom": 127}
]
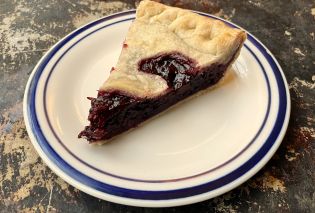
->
[{"left": 79, "top": 0, "right": 247, "bottom": 143}]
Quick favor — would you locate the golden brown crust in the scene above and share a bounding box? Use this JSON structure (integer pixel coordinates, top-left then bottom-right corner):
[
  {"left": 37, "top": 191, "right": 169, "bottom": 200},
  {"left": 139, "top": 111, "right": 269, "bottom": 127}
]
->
[{"left": 100, "top": 0, "right": 246, "bottom": 98}]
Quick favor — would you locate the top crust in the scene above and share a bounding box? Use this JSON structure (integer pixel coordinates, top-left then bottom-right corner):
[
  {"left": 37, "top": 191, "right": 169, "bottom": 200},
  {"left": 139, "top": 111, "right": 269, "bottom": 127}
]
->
[
  {"left": 136, "top": 0, "right": 246, "bottom": 63},
  {"left": 100, "top": 0, "right": 246, "bottom": 98}
]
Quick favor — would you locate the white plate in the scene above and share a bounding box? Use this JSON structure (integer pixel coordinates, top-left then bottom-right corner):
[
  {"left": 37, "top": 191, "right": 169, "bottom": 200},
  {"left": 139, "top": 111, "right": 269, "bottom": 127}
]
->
[{"left": 23, "top": 10, "right": 290, "bottom": 207}]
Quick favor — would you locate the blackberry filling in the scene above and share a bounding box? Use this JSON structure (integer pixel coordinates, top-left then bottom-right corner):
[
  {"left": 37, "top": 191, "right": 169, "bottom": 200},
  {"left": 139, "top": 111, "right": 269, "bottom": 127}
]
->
[
  {"left": 79, "top": 53, "right": 229, "bottom": 142},
  {"left": 139, "top": 53, "right": 197, "bottom": 89}
]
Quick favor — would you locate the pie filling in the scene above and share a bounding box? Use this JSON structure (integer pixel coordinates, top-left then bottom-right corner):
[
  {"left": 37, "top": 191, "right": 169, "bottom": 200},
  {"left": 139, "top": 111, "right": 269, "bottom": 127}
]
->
[
  {"left": 139, "top": 52, "right": 197, "bottom": 89},
  {"left": 79, "top": 52, "right": 231, "bottom": 142}
]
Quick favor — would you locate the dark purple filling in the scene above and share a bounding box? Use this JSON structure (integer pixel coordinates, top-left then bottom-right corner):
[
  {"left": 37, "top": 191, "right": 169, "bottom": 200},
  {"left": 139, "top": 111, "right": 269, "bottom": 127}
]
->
[
  {"left": 79, "top": 52, "right": 230, "bottom": 142},
  {"left": 139, "top": 53, "right": 197, "bottom": 90},
  {"left": 79, "top": 91, "right": 138, "bottom": 141}
]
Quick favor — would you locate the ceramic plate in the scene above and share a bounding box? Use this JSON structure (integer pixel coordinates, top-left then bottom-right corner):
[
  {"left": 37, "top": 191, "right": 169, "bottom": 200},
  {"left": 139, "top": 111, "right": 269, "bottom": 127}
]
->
[{"left": 23, "top": 10, "right": 290, "bottom": 207}]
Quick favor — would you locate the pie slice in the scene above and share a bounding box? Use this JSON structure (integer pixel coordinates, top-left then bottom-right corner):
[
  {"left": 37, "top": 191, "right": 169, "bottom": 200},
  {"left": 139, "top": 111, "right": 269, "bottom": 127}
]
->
[{"left": 78, "top": 0, "right": 247, "bottom": 143}]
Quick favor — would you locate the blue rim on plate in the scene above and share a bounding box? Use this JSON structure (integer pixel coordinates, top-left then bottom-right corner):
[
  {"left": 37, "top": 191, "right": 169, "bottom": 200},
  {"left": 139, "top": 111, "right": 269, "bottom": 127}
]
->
[{"left": 24, "top": 10, "right": 290, "bottom": 202}]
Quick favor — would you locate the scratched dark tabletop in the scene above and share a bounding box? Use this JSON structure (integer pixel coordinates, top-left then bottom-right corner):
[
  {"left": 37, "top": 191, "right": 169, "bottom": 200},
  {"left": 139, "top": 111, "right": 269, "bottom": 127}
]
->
[{"left": 1, "top": 0, "right": 314, "bottom": 212}]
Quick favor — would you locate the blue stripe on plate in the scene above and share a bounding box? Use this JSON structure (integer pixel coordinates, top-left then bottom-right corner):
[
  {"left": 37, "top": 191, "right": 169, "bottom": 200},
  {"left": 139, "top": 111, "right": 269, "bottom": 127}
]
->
[{"left": 26, "top": 11, "right": 288, "bottom": 200}]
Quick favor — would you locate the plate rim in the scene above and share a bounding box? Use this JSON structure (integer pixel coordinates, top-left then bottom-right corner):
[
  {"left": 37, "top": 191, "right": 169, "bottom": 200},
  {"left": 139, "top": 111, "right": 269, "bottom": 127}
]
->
[{"left": 23, "top": 9, "right": 291, "bottom": 207}]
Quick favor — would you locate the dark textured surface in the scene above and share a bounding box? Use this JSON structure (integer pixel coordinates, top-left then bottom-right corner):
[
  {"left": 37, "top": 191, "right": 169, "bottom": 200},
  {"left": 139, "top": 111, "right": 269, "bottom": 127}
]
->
[{"left": 0, "top": 0, "right": 314, "bottom": 212}]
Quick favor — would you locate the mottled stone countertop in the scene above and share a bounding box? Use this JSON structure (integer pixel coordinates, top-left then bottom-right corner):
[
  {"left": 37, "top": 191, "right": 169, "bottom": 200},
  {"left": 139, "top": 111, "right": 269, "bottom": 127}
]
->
[{"left": 1, "top": 0, "right": 314, "bottom": 212}]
